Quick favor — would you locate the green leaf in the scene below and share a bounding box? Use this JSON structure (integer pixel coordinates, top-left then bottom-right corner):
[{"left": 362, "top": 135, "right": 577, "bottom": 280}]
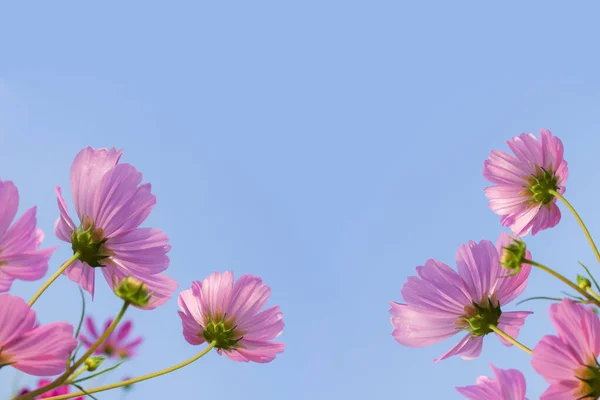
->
[
  {"left": 73, "top": 360, "right": 126, "bottom": 384},
  {"left": 516, "top": 296, "right": 563, "bottom": 306},
  {"left": 579, "top": 261, "right": 600, "bottom": 292},
  {"left": 71, "top": 384, "right": 99, "bottom": 400},
  {"left": 74, "top": 287, "right": 86, "bottom": 339}
]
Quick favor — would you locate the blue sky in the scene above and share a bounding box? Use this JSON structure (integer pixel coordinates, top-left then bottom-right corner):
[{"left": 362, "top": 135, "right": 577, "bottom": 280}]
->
[{"left": 2, "top": 2, "right": 600, "bottom": 399}]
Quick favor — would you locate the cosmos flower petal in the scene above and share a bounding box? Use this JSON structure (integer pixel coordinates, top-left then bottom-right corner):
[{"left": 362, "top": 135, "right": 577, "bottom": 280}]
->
[
  {"left": 70, "top": 147, "right": 122, "bottom": 220},
  {"left": 54, "top": 186, "right": 76, "bottom": 243},
  {"left": 389, "top": 302, "right": 459, "bottom": 347},
  {"left": 62, "top": 259, "right": 96, "bottom": 298},
  {"left": 456, "top": 364, "right": 528, "bottom": 400},
  {"left": 434, "top": 334, "right": 483, "bottom": 363},
  {"left": 496, "top": 311, "right": 532, "bottom": 347},
  {"left": 455, "top": 240, "right": 498, "bottom": 303},
  {"left": 0, "top": 180, "right": 19, "bottom": 237}
]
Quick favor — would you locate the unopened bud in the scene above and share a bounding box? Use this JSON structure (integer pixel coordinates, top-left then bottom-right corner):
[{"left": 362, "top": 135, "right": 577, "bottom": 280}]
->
[
  {"left": 84, "top": 356, "right": 105, "bottom": 372},
  {"left": 577, "top": 275, "right": 592, "bottom": 291},
  {"left": 115, "top": 276, "right": 151, "bottom": 307},
  {"left": 500, "top": 238, "right": 527, "bottom": 275}
]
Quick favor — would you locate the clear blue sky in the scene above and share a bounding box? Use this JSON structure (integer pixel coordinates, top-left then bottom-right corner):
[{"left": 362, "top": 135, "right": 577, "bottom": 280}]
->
[{"left": 2, "top": 2, "right": 600, "bottom": 399}]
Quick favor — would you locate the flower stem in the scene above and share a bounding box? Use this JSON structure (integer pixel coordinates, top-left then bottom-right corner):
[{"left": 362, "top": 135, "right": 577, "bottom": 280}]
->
[
  {"left": 65, "top": 365, "right": 87, "bottom": 384},
  {"left": 29, "top": 252, "right": 81, "bottom": 307},
  {"left": 43, "top": 341, "right": 217, "bottom": 400},
  {"left": 488, "top": 325, "right": 532, "bottom": 355},
  {"left": 525, "top": 258, "right": 600, "bottom": 307},
  {"left": 16, "top": 301, "right": 130, "bottom": 400},
  {"left": 550, "top": 189, "right": 600, "bottom": 265}
]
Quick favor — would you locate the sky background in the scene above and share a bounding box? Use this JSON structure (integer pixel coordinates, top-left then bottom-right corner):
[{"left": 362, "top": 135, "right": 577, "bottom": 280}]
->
[{"left": 2, "top": 2, "right": 600, "bottom": 399}]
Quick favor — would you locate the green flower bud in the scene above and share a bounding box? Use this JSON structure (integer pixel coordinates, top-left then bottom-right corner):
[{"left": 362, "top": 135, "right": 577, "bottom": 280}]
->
[
  {"left": 84, "top": 356, "right": 105, "bottom": 372},
  {"left": 114, "top": 276, "right": 151, "bottom": 307},
  {"left": 578, "top": 275, "right": 592, "bottom": 291},
  {"left": 500, "top": 238, "right": 527, "bottom": 275}
]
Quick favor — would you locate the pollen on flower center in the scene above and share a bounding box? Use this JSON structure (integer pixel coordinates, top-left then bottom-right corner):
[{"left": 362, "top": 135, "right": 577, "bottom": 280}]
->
[
  {"left": 459, "top": 298, "right": 502, "bottom": 337},
  {"left": 202, "top": 315, "right": 244, "bottom": 350},
  {"left": 71, "top": 217, "right": 110, "bottom": 268},
  {"left": 525, "top": 167, "right": 559, "bottom": 205},
  {"left": 576, "top": 360, "right": 600, "bottom": 399}
]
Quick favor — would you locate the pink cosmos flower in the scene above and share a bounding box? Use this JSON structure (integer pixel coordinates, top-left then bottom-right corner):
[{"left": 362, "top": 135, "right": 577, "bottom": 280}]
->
[
  {"left": 456, "top": 364, "right": 528, "bottom": 399},
  {"left": 178, "top": 271, "right": 285, "bottom": 363},
  {"left": 483, "top": 129, "right": 568, "bottom": 236},
  {"left": 0, "top": 294, "right": 76, "bottom": 376},
  {"left": 0, "top": 180, "right": 56, "bottom": 292},
  {"left": 532, "top": 299, "right": 600, "bottom": 399},
  {"left": 54, "top": 147, "right": 177, "bottom": 308},
  {"left": 80, "top": 316, "right": 143, "bottom": 359},
  {"left": 17, "top": 379, "right": 84, "bottom": 400},
  {"left": 389, "top": 233, "right": 532, "bottom": 362}
]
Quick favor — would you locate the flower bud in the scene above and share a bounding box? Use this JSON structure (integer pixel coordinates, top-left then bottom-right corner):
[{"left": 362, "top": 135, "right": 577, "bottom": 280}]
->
[
  {"left": 114, "top": 276, "right": 151, "bottom": 307},
  {"left": 577, "top": 275, "right": 592, "bottom": 291},
  {"left": 84, "top": 356, "right": 105, "bottom": 372},
  {"left": 500, "top": 238, "right": 527, "bottom": 275}
]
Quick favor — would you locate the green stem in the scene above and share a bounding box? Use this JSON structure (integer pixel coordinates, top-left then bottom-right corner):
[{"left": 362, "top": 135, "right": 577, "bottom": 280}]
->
[
  {"left": 29, "top": 252, "right": 81, "bottom": 306},
  {"left": 488, "top": 324, "right": 532, "bottom": 355},
  {"left": 65, "top": 366, "right": 87, "bottom": 384},
  {"left": 16, "top": 302, "right": 130, "bottom": 400},
  {"left": 550, "top": 189, "right": 600, "bottom": 265},
  {"left": 43, "top": 342, "right": 217, "bottom": 400},
  {"left": 525, "top": 259, "right": 600, "bottom": 306}
]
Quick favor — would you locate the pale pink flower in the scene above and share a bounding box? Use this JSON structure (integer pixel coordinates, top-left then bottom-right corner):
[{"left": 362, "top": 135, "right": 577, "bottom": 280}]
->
[
  {"left": 18, "top": 379, "right": 84, "bottom": 400},
  {"left": 483, "top": 129, "right": 568, "bottom": 236},
  {"left": 456, "top": 364, "right": 528, "bottom": 400},
  {"left": 178, "top": 271, "right": 285, "bottom": 363},
  {"left": 0, "top": 180, "right": 56, "bottom": 292},
  {"left": 54, "top": 147, "right": 177, "bottom": 308},
  {"left": 0, "top": 294, "right": 76, "bottom": 376},
  {"left": 389, "top": 233, "right": 532, "bottom": 362},
  {"left": 80, "top": 316, "right": 142, "bottom": 359},
  {"left": 532, "top": 299, "right": 600, "bottom": 399}
]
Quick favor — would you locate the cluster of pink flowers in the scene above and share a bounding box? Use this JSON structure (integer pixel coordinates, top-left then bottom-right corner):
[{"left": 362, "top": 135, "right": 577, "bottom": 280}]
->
[
  {"left": 389, "top": 129, "right": 600, "bottom": 399},
  {"left": 1, "top": 147, "right": 285, "bottom": 399}
]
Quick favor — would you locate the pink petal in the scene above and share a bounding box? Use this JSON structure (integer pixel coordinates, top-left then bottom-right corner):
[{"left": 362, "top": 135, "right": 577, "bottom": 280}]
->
[
  {"left": 389, "top": 302, "right": 459, "bottom": 347},
  {"left": 239, "top": 305, "right": 284, "bottom": 341},
  {"left": 0, "top": 294, "right": 36, "bottom": 344},
  {"left": 198, "top": 271, "right": 234, "bottom": 320},
  {"left": 0, "top": 248, "right": 55, "bottom": 292},
  {"left": 491, "top": 364, "right": 528, "bottom": 400},
  {"left": 496, "top": 311, "right": 532, "bottom": 347},
  {"left": 85, "top": 317, "right": 99, "bottom": 339},
  {"left": 106, "top": 228, "right": 170, "bottom": 275},
  {"left": 455, "top": 240, "right": 498, "bottom": 303},
  {"left": 539, "top": 381, "right": 579, "bottom": 400},
  {"left": 92, "top": 164, "right": 155, "bottom": 237},
  {"left": 115, "top": 321, "right": 133, "bottom": 343},
  {"left": 70, "top": 147, "right": 122, "bottom": 221},
  {"left": 401, "top": 259, "right": 470, "bottom": 316},
  {"left": 226, "top": 274, "right": 271, "bottom": 327},
  {"left": 434, "top": 334, "right": 483, "bottom": 363},
  {"left": 483, "top": 150, "right": 529, "bottom": 186},
  {"left": 54, "top": 186, "right": 76, "bottom": 243},
  {"left": 62, "top": 259, "right": 96, "bottom": 298},
  {"left": 223, "top": 339, "right": 285, "bottom": 363},
  {"left": 7, "top": 321, "right": 77, "bottom": 376},
  {"left": 0, "top": 180, "right": 18, "bottom": 238}
]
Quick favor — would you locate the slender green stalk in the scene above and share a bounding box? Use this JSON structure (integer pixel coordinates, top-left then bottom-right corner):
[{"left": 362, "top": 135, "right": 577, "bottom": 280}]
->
[
  {"left": 525, "top": 259, "right": 600, "bottom": 307},
  {"left": 29, "top": 252, "right": 81, "bottom": 306},
  {"left": 488, "top": 325, "right": 532, "bottom": 355},
  {"left": 16, "top": 302, "right": 130, "bottom": 400},
  {"left": 43, "top": 342, "right": 217, "bottom": 400},
  {"left": 550, "top": 189, "right": 600, "bottom": 265}
]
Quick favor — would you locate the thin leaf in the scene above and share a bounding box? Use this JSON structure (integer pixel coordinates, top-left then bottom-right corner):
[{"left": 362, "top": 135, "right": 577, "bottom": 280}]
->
[
  {"left": 580, "top": 261, "right": 600, "bottom": 292},
  {"left": 517, "top": 296, "right": 563, "bottom": 306},
  {"left": 74, "top": 287, "right": 86, "bottom": 339},
  {"left": 73, "top": 360, "right": 126, "bottom": 384},
  {"left": 71, "top": 384, "right": 99, "bottom": 400},
  {"left": 560, "top": 291, "right": 583, "bottom": 300}
]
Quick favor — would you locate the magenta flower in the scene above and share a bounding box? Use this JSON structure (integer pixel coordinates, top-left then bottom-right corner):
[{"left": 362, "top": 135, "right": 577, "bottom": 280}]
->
[
  {"left": 54, "top": 147, "right": 177, "bottom": 308},
  {"left": 80, "top": 316, "right": 142, "bottom": 359},
  {"left": 0, "top": 294, "right": 76, "bottom": 375},
  {"left": 18, "top": 379, "right": 84, "bottom": 400},
  {"left": 0, "top": 180, "right": 56, "bottom": 292},
  {"left": 483, "top": 129, "right": 568, "bottom": 236},
  {"left": 178, "top": 271, "right": 285, "bottom": 363},
  {"left": 456, "top": 364, "right": 528, "bottom": 399},
  {"left": 389, "top": 233, "right": 532, "bottom": 362},
  {"left": 532, "top": 299, "right": 600, "bottom": 399}
]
